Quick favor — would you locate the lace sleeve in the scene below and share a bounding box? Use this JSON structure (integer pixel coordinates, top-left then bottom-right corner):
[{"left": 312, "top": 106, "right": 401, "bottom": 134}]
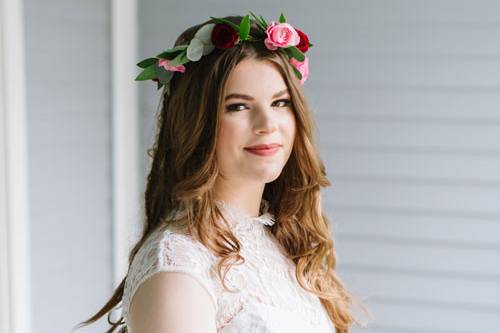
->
[{"left": 121, "top": 227, "right": 218, "bottom": 322}]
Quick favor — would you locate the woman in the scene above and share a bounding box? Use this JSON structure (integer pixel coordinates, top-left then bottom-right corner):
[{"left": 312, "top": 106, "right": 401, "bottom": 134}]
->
[{"left": 77, "top": 12, "right": 370, "bottom": 333}]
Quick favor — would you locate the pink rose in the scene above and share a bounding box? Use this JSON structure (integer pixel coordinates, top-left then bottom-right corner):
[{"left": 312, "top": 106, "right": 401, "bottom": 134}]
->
[
  {"left": 158, "top": 58, "right": 186, "bottom": 73},
  {"left": 289, "top": 56, "right": 309, "bottom": 85},
  {"left": 264, "top": 22, "right": 300, "bottom": 50}
]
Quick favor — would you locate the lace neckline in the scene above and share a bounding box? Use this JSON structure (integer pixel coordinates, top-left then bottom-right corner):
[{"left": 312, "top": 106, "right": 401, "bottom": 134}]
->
[
  {"left": 164, "top": 199, "right": 276, "bottom": 230},
  {"left": 214, "top": 198, "right": 276, "bottom": 227}
]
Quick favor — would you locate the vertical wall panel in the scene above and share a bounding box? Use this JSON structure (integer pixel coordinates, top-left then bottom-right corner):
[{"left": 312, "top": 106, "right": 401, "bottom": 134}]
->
[
  {"left": 24, "top": 1, "right": 113, "bottom": 332},
  {"left": 319, "top": 2, "right": 500, "bottom": 333},
  {"left": 1, "top": 0, "right": 31, "bottom": 332}
]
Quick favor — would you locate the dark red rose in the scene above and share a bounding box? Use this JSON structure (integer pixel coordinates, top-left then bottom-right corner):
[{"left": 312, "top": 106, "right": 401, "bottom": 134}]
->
[
  {"left": 294, "top": 27, "right": 310, "bottom": 53},
  {"left": 211, "top": 23, "right": 239, "bottom": 49}
]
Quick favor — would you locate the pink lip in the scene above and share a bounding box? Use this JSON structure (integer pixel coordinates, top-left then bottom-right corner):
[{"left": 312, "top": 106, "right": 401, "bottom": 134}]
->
[
  {"left": 245, "top": 143, "right": 282, "bottom": 149},
  {"left": 244, "top": 146, "right": 280, "bottom": 156}
]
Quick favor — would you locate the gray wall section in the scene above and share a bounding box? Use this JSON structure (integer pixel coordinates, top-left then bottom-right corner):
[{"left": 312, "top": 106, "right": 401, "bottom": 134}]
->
[
  {"left": 24, "top": 0, "right": 112, "bottom": 332},
  {"left": 140, "top": 1, "right": 500, "bottom": 333},
  {"left": 318, "top": 2, "right": 500, "bottom": 333}
]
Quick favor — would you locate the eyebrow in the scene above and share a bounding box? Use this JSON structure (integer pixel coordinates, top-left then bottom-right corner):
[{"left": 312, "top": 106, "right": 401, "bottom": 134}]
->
[{"left": 224, "top": 89, "right": 289, "bottom": 101}]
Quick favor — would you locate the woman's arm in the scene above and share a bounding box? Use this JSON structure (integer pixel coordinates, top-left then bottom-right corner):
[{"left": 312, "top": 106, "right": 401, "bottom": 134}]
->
[{"left": 128, "top": 271, "right": 218, "bottom": 333}]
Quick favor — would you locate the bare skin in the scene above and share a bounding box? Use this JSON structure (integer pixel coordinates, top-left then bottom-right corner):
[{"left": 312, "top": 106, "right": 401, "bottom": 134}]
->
[{"left": 213, "top": 58, "right": 296, "bottom": 217}]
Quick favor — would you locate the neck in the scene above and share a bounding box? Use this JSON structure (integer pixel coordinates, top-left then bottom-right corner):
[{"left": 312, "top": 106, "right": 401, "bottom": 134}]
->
[{"left": 213, "top": 176, "right": 265, "bottom": 218}]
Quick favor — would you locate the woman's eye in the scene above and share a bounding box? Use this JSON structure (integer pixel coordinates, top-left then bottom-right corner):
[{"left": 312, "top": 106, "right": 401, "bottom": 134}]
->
[
  {"left": 225, "top": 99, "right": 291, "bottom": 112},
  {"left": 274, "top": 99, "right": 291, "bottom": 107},
  {"left": 225, "top": 103, "right": 247, "bottom": 112}
]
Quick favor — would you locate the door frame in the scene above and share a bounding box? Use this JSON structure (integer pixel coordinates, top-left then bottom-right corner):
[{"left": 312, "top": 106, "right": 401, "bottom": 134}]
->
[{"left": 0, "top": 0, "right": 31, "bottom": 333}]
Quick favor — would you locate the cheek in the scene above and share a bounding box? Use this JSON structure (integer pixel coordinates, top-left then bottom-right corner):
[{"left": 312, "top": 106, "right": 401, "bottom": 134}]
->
[
  {"left": 281, "top": 114, "right": 296, "bottom": 159},
  {"left": 284, "top": 112, "right": 296, "bottom": 143},
  {"left": 217, "top": 118, "right": 242, "bottom": 151}
]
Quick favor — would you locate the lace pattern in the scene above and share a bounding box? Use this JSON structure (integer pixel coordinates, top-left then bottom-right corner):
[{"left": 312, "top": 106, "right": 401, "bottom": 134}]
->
[
  {"left": 121, "top": 199, "right": 333, "bottom": 332},
  {"left": 212, "top": 200, "right": 326, "bottom": 329},
  {"left": 121, "top": 226, "right": 218, "bottom": 322}
]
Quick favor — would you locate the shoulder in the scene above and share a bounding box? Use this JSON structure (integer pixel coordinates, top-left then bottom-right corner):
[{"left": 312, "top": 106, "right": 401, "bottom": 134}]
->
[
  {"left": 122, "top": 224, "right": 218, "bottom": 323},
  {"left": 148, "top": 223, "right": 215, "bottom": 266},
  {"left": 127, "top": 271, "right": 217, "bottom": 333},
  {"left": 136, "top": 221, "right": 215, "bottom": 267}
]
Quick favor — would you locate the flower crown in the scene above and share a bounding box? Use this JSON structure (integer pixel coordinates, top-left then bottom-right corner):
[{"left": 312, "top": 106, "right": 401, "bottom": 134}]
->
[{"left": 135, "top": 11, "right": 313, "bottom": 93}]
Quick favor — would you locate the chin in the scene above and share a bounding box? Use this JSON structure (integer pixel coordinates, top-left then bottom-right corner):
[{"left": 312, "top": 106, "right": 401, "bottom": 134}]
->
[{"left": 251, "top": 168, "right": 284, "bottom": 183}]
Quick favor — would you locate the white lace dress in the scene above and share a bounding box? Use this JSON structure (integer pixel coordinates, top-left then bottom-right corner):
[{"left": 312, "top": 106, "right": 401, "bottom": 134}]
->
[{"left": 120, "top": 199, "right": 334, "bottom": 332}]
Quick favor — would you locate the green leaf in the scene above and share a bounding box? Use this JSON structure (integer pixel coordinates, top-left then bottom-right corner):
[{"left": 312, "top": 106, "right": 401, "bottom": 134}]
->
[
  {"left": 168, "top": 44, "right": 188, "bottom": 52},
  {"left": 248, "top": 11, "right": 267, "bottom": 31},
  {"left": 309, "top": 42, "right": 314, "bottom": 47},
  {"left": 137, "top": 57, "right": 157, "bottom": 68},
  {"left": 285, "top": 46, "right": 305, "bottom": 62},
  {"left": 154, "top": 65, "right": 174, "bottom": 85},
  {"left": 248, "top": 11, "right": 267, "bottom": 30},
  {"left": 209, "top": 16, "right": 240, "bottom": 32},
  {"left": 259, "top": 15, "right": 269, "bottom": 27},
  {"left": 279, "top": 13, "right": 286, "bottom": 23},
  {"left": 291, "top": 65, "right": 302, "bottom": 80},
  {"left": 239, "top": 14, "right": 250, "bottom": 40},
  {"left": 248, "top": 10, "right": 266, "bottom": 30},
  {"left": 156, "top": 44, "right": 188, "bottom": 59},
  {"left": 168, "top": 50, "right": 190, "bottom": 67},
  {"left": 135, "top": 64, "right": 157, "bottom": 81}
]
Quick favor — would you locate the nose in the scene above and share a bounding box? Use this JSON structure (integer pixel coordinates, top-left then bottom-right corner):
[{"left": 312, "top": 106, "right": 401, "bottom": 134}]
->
[{"left": 253, "top": 105, "right": 278, "bottom": 134}]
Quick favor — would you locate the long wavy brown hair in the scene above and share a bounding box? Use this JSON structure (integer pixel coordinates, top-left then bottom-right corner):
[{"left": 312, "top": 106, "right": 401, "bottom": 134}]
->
[{"left": 76, "top": 15, "right": 372, "bottom": 333}]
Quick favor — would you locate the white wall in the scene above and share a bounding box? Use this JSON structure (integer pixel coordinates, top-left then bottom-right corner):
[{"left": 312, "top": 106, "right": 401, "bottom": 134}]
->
[
  {"left": 318, "top": 2, "right": 500, "bottom": 332},
  {"left": 1, "top": 0, "right": 31, "bottom": 332},
  {"left": 23, "top": 0, "right": 113, "bottom": 332}
]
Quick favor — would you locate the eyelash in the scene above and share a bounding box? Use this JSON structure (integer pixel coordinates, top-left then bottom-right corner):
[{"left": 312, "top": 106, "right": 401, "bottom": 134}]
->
[{"left": 225, "top": 99, "right": 291, "bottom": 112}]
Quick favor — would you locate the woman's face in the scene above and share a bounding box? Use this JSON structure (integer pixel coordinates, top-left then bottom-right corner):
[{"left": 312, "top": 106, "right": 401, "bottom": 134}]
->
[{"left": 216, "top": 58, "right": 296, "bottom": 186}]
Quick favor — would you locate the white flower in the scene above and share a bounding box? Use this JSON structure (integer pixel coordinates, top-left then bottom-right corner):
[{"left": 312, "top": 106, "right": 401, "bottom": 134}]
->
[
  {"left": 187, "top": 23, "right": 215, "bottom": 61},
  {"left": 187, "top": 38, "right": 204, "bottom": 61},
  {"left": 194, "top": 23, "right": 215, "bottom": 46}
]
